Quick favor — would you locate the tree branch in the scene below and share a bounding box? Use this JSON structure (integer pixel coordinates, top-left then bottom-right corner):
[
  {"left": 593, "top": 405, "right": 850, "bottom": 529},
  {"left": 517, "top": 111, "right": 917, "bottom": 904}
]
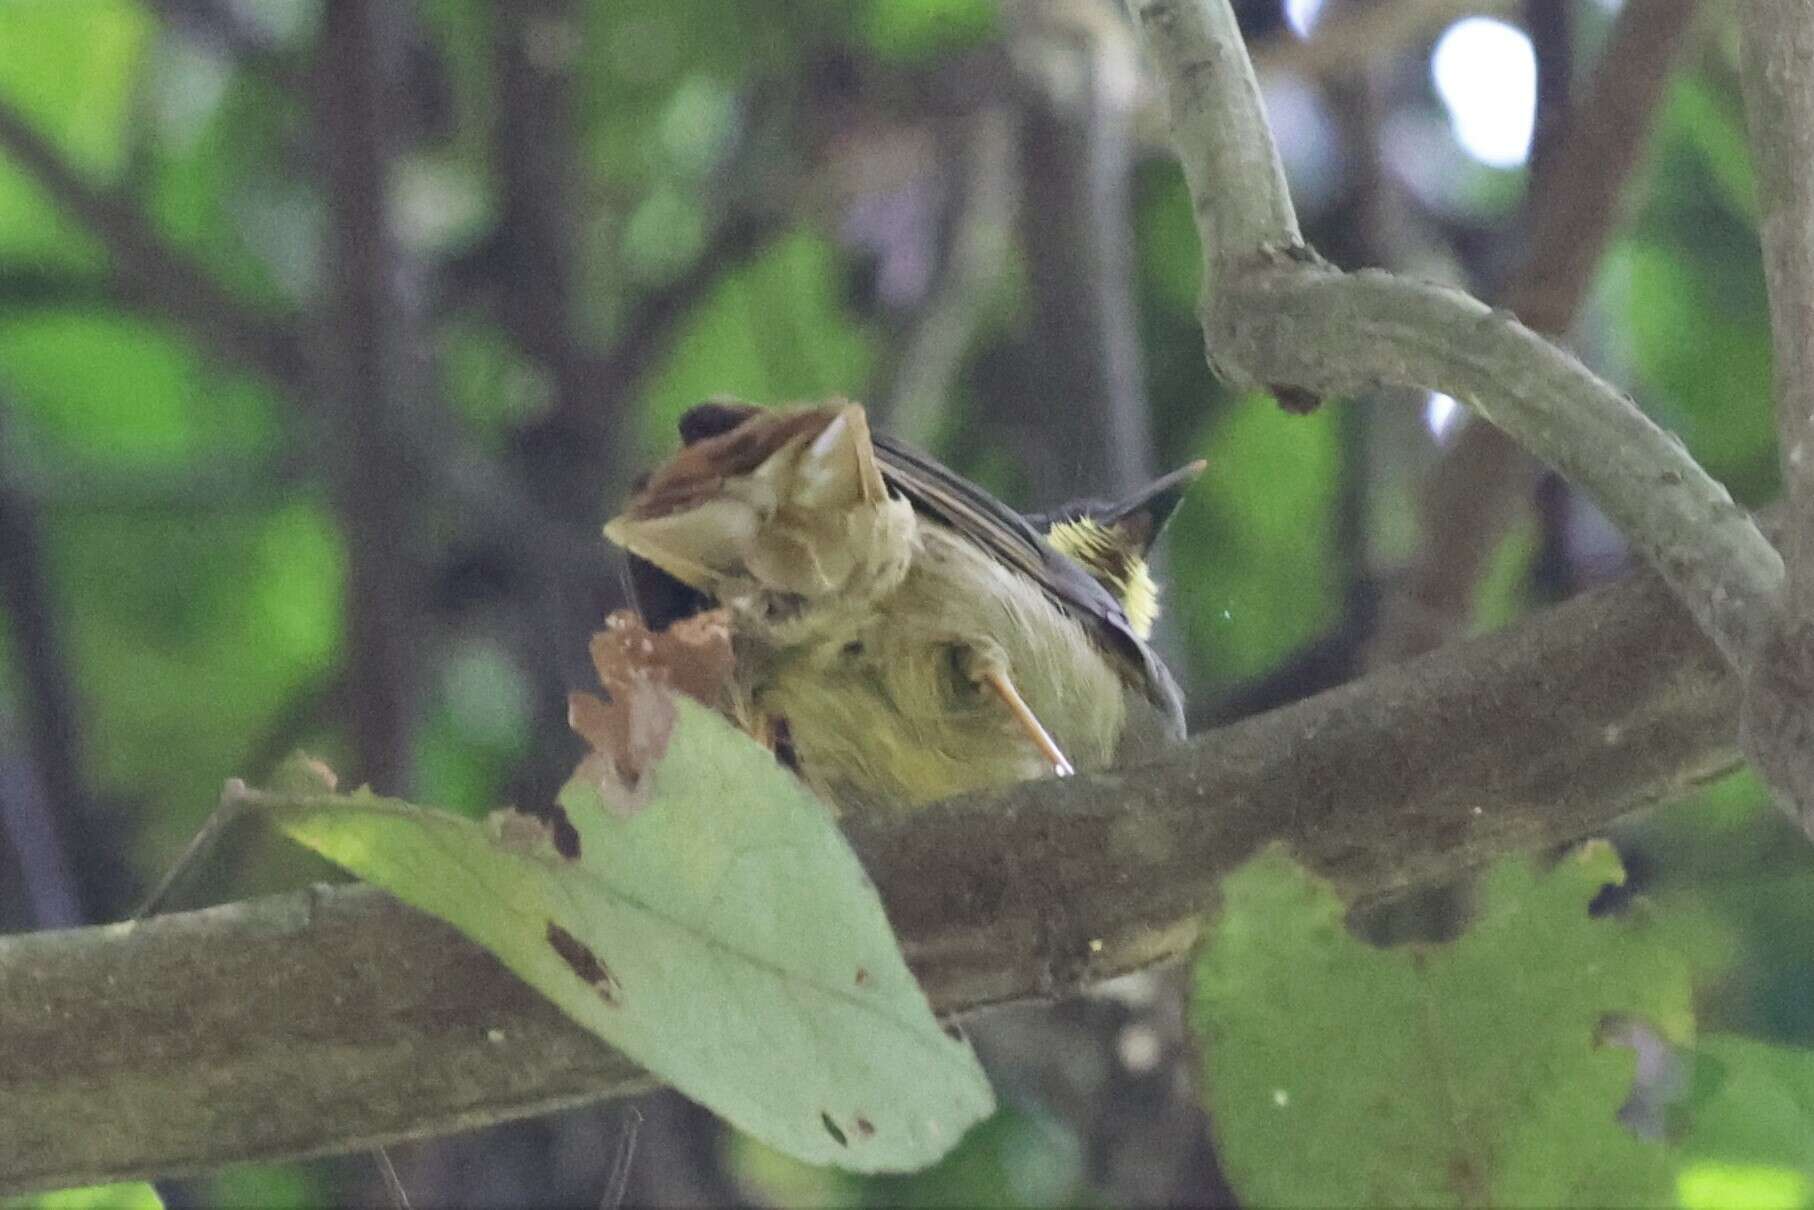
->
[
  {"left": 0, "top": 556, "right": 1739, "bottom": 1193},
  {"left": 1738, "top": 3, "right": 1814, "bottom": 828},
  {"left": 1010, "top": 2, "right": 1156, "bottom": 499},
  {"left": 0, "top": 402, "right": 91, "bottom": 929},
  {"left": 144, "top": 0, "right": 307, "bottom": 93},
  {"left": 0, "top": 77, "right": 616, "bottom": 609},
  {"left": 1376, "top": 0, "right": 1700, "bottom": 662},
  {"left": 1127, "top": 0, "right": 1299, "bottom": 287},
  {"left": 1125, "top": 0, "right": 1779, "bottom": 674},
  {"left": 0, "top": 98, "right": 311, "bottom": 389},
  {"left": 314, "top": 0, "right": 429, "bottom": 794},
  {"left": 871, "top": 104, "right": 1016, "bottom": 449}
]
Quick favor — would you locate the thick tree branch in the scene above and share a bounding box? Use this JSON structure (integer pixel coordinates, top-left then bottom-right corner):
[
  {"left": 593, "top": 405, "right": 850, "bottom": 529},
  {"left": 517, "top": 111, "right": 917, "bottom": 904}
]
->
[
  {"left": 0, "top": 558, "right": 1739, "bottom": 1193},
  {"left": 1738, "top": 4, "right": 1814, "bottom": 828},
  {"left": 1127, "top": 0, "right": 1299, "bottom": 287},
  {"left": 315, "top": 0, "right": 427, "bottom": 793},
  {"left": 1228, "top": 269, "right": 1781, "bottom": 665},
  {"left": 1011, "top": 3, "right": 1156, "bottom": 499},
  {"left": 1125, "top": 0, "right": 1779, "bottom": 674}
]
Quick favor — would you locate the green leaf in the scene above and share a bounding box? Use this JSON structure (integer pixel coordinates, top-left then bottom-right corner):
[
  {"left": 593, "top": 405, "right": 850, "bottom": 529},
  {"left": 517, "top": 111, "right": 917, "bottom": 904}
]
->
[
  {"left": 1673, "top": 1034, "right": 1814, "bottom": 1207},
  {"left": 0, "top": 0, "right": 151, "bottom": 263},
  {"left": 1192, "top": 843, "right": 1692, "bottom": 1208},
  {"left": 861, "top": 0, "right": 998, "bottom": 62},
  {"left": 261, "top": 696, "right": 994, "bottom": 1173},
  {"left": 4, "top": 1182, "right": 162, "bottom": 1210}
]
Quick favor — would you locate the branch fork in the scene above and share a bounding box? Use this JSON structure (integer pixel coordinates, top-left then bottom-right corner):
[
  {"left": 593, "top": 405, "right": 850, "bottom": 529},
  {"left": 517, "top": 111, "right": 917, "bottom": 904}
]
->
[{"left": 1128, "top": 0, "right": 1814, "bottom": 832}]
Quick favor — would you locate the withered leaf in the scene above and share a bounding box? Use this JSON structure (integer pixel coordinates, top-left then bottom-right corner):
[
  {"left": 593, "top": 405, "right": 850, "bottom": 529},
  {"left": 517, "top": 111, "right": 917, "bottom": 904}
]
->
[{"left": 568, "top": 609, "right": 733, "bottom": 812}]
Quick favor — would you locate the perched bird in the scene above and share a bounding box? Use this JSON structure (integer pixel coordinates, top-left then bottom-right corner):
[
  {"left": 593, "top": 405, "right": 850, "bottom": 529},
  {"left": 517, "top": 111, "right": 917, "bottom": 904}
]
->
[{"left": 604, "top": 399, "right": 1202, "bottom": 813}]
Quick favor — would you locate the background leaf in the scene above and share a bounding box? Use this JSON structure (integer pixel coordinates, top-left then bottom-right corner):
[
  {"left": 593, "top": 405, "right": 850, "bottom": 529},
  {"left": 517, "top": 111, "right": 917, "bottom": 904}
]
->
[
  {"left": 1192, "top": 843, "right": 1692, "bottom": 1208},
  {"left": 1672, "top": 1034, "right": 1814, "bottom": 1208}
]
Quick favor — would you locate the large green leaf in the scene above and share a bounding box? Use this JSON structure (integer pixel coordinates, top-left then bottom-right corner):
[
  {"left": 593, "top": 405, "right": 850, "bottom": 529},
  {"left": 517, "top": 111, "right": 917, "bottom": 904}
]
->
[
  {"left": 258, "top": 694, "right": 994, "bottom": 1173},
  {"left": 1192, "top": 843, "right": 1692, "bottom": 1207}
]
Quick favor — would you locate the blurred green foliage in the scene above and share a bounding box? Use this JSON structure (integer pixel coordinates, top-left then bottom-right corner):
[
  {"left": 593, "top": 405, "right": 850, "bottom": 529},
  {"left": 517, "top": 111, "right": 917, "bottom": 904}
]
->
[
  {"left": 1, "top": 0, "right": 1812, "bottom": 1206},
  {"left": 4, "top": 1181, "right": 162, "bottom": 1210}
]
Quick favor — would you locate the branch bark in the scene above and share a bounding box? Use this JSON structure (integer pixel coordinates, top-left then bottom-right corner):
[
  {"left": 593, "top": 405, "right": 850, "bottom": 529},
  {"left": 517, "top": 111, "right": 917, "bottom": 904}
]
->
[
  {"left": 315, "top": 0, "right": 428, "bottom": 793},
  {"left": 1738, "top": 4, "right": 1814, "bottom": 829},
  {"left": 1010, "top": 2, "right": 1155, "bottom": 499},
  {"left": 0, "top": 402, "right": 90, "bottom": 929},
  {"left": 0, "top": 557, "right": 1738, "bottom": 1193},
  {"left": 1125, "top": 0, "right": 1779, "bottom": 673}
]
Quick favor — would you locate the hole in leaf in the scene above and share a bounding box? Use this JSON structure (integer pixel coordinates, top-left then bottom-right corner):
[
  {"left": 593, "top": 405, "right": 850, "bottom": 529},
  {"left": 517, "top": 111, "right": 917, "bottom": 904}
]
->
[
  {"left": 773, "top": 715, "right": 800, "bottom": 774},
  {"left": 821, "top": 1112, "right": 848, "bottom": 1147},
  {"left": 546, "top": 921, "right": 622, "bottom": 1005},
  {"left": 548, "top": 805, "right": 581, "bottom": 860}
]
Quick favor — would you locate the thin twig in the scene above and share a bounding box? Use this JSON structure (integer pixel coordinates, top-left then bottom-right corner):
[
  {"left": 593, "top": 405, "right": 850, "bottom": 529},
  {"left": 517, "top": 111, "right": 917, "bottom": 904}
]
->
[
  {"left": 0, "top": 403, "right": 89, "bottom": 929},
  {"left": 131, "top": 784, "right": 252, "bottom": 921},
  {"left": 0, "top": 98, "right": 311, "bottom": 389},
  {"left": 375, "top": 1145, "right": 412, "bottom": 1210},
  {"left": 598, "top": 1106, "right": 641, "bottom": 1210},
  {"left": 872, "top": 104, "right": 1017, "bottom": 449}
]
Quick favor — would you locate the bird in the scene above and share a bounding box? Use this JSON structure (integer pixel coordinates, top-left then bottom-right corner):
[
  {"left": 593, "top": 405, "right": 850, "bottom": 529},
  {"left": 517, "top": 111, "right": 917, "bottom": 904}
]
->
[{"left": 603, "top": 398, "right": 1202, "bottom": 813}]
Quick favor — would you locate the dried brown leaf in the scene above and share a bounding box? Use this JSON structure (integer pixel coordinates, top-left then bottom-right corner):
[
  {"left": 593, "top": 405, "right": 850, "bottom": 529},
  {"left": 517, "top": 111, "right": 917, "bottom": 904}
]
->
[{"left": 568, "top": 608, "right": 736, "bottom": 815}]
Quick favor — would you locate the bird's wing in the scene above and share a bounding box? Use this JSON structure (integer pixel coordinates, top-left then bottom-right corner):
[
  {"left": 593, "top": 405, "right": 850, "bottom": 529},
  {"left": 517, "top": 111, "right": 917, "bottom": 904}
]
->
[{"left": 872, "top": 434, "right": 1184, "bottom": 730}]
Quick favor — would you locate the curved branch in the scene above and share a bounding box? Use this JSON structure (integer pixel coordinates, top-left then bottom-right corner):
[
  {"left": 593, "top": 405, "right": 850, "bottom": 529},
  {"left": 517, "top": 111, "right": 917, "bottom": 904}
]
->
[
  {"left": 1125, "top": 0, "right": 1299, "bottom": 287},
  {"left": 0, "top": 560, "right": 1738, "bottom": 1192},
  {"left": 1221, "top": 268, "right": 1783, "bottom": 666},
  {"left": 1126, "top": 0, "right": 1780, "bottom": 674}
]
